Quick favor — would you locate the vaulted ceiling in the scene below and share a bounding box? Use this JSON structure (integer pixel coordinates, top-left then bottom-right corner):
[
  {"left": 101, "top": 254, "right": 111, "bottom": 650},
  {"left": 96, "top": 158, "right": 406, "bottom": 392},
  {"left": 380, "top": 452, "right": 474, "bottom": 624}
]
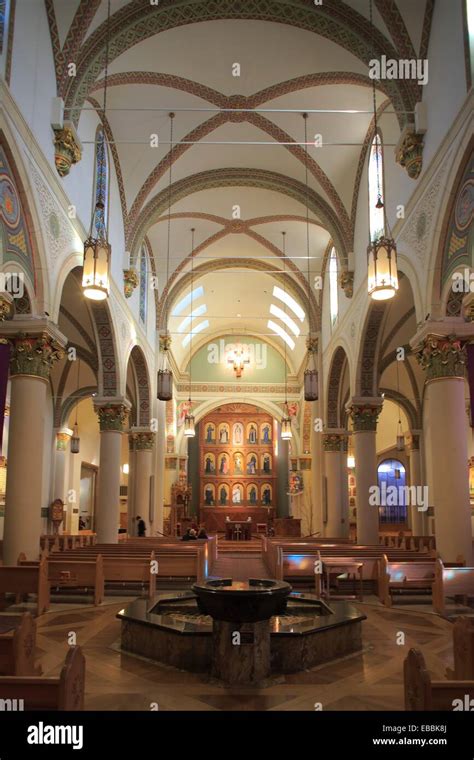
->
[{"left": 46, "top": 0, "right": 434, "bottom": 370}]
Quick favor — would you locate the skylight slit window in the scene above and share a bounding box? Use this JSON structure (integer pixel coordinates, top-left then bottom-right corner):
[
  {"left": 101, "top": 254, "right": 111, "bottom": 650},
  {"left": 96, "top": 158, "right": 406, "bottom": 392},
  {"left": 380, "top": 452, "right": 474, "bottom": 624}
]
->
[
  {"left": 181, "top": 319, "right": 209, "bottom": 347},
  {"left": 267, "top": 319, "right": 295, "bottom": 350},
  {"left": 272, "top": 286, "right": 305, "bottom": 322},
  {"left": 178, "top": 304, "right": 207, "bottom": 333},
  {"left": 269, "top": 304, "right": 300, "bottom": 337},
  {"left": 172, "top": 286, "right": 204, "bottom": 317}
]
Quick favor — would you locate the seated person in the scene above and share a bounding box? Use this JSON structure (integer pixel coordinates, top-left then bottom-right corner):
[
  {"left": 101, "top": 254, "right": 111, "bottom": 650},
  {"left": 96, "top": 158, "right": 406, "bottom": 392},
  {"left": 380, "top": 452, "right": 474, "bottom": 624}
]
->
[
  {"left": 182, "top": 528, "right": 198, "bottom": 541},
  {"left": 197, "top": 527, "right": 208, "bottom": 539}
]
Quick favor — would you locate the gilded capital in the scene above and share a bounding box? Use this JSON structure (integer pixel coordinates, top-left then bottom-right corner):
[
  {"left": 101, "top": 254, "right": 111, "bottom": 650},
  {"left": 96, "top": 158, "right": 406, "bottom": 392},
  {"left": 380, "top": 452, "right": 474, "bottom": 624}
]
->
[
  {"left": 53, "top": 125, "right": 82, "bottom": 177},
  {"left": 339, "top": 270, "right": 354, "bottom": 299},
  {"left": 159, "top": 332, "right": 172, "bottom": 352},
  {"left": 56, "top": 429, "right": 72, "bottom": 451},
  {"left": 414, "top": 334, "right": 466, "bottom": 380},
  {"left": 8, "top": 332, "right": 65, "bottom": 379},
  {"left": 322, "top": 432, "right": 345, "bottom": 452},
  {"left": 130, "top": 430, "right": 155, "bottom": 451},
  {"left": 395, "top": 127, "right": 424, "bottom": 180},
  {"left": 123, "top": 268, "right": 139, "bottom": 299},
  {"left": 405, "top": 432, "right": 420, "bottom": 452},
  {"left": 96, "top": 403, "right": 130, "bottom": 432},
  {"left": 347, "top": 401, "right": 382, "bottom": 432}
]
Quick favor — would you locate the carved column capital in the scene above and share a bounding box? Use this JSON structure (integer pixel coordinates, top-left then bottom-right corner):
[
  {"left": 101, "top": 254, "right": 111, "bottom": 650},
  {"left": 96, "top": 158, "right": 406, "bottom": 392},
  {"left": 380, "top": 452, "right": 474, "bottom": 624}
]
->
[
  {"left": 405, "top": 430, "right": 421, "bottom": 453},
  {"left": 159, "top": 332, "right": 172, "bottom": 353},
  {"left": 53, "top": 123, "right": 82, "bottom": 177},
  {"left": 395, "top": 126, "right": 424, "bottom": 180},
  {"left": 123, "top": 268, "right": 139, "bottom": 299},
  {"left": 129, "top": 428, "right": 155, "bottom": 451},
  {"left": 56, "top": 428, "right": 73, "bottom": 452},
  {"left": 4, "top": 325, "right": 66, "bottom": 380},
  {"left": 413, "top": 333, "right": 466, "bottom": 380},
  {"left": 339, "top": 270, "right": 354, "bottom": 299},
  {"left": 322, "top": 431, "right": 345, "bottom": 452},
  {"left": 95, "top": 398, "right": 131, "bottom": 432},
  {"left": 347, "top": 398, "right": 383, "bottom": 432}
]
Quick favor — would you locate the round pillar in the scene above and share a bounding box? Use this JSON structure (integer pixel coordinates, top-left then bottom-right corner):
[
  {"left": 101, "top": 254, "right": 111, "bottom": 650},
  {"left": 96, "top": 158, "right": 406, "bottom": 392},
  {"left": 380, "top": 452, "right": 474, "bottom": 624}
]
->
[
  {"left": 95, "top": 401, "right": 130, "bottom": 544},
  {"left": 323, "top": 432, "right": 344, "bottom": 537},
  {"left": 53, "top": 428, "right": 73, "bottom": 532},
  {"left": 310, "top": 399, "right": 324, "bottom": 535},
  {"left": 130, "top": 429, "right": 154, "bottom": 536},
  {"left": 348, "top": 400, "right": 382, "bottom": 545},
  {"left": 3, "top": 329, "right": 65, "bottom": 563},
  {"left": 406, "top": 432, "right": 424, "bottom": 535},
  {"left": 414, "top": 334, "right": 473, "bottom": 564},
  {"left": 154, "top": 400, "right": 166, "bottom": 535}
]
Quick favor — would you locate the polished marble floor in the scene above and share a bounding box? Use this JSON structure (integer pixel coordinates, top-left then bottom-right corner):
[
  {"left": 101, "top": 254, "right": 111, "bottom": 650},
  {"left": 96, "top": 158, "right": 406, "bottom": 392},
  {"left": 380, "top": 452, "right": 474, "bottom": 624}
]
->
[{"left": 30, "top": 596, "right": 456, "bottom": 711}]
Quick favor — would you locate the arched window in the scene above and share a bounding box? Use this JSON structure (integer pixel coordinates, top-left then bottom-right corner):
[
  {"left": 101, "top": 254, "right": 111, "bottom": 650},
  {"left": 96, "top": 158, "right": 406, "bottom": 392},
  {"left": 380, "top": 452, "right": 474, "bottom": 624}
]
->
[
  {"left": 368, "top": 134, "right": 385, "bottom": 242},
  {"left": 329, "top": 247, "right": 338, "bottom": 326},
  {"left": 93, "top": 127, "right": 109, "bottom": 238},
  {"left": 377, "top": 458, "right": 407, "bottom": 524},
  {"left": 139, "top": 245, "right": 148, "bottom": 325}
]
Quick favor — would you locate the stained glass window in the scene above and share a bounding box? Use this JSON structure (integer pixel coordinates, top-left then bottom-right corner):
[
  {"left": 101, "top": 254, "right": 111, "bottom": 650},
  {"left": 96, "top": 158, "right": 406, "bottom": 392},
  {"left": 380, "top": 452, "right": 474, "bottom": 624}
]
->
[
  {"left": 139, "top": 245, "right": 147, "bottom": 325},
  {"left": 93, "top": 127, "right": 108, "bottom": 238},
  {"left": 0, "top": 1, "right": 7, "bottom": 55},
  {"left": 368, "top": 134, "right": 385, "bottom": 242},
  {"left": 329, "top": 247, "right": 338, "bottom": 327}
]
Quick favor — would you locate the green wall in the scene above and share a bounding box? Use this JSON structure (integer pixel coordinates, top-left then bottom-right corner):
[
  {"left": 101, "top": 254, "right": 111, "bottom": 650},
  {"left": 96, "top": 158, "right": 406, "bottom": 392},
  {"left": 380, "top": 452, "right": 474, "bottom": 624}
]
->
[{"left": 187, "top": 336, "right": 286, "bottom": 382}]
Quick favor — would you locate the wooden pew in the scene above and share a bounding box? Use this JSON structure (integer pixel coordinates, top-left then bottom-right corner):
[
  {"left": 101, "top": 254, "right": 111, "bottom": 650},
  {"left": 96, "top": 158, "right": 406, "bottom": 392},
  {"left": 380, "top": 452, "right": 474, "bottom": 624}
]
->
[
  {"left": 433, "top": 560, "right": 474, "bottom": 616},
  {"left": 18, "top": 554, "right": 104, "bottom": 606},
  {"left": 446, "top": 617, "right": 474, "bottom": 680},
  {"left": 404, "top": 648, "right": 474, "bottom": 710},
  {"left": 0, "top": 613, "right": 40, "bottom": 676},
  {"left": 0, "top": 558, "right": 50, "bottom": 616},
  {"left": 378, "top": 554, "right": 437, "bottom": 607},
  {"left": 0, "top": 645, "right": 85, "bottom": 710}
]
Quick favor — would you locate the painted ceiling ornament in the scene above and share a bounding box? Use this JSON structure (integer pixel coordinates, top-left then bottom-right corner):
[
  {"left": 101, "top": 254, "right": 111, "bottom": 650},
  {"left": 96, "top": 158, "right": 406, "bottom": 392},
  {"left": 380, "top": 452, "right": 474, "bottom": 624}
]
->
[
  {"left": 52, "top": 125, "right": 82, "bottom": 177},
  {"left": 123, "top": 267, "right": 139, "bottom": 298},
  {"left": 339, "top": 269, "right": 354, "bottom": 298},
  {"left": 414, "top": 333, "right": 466, "bottom": 380},
  {"left": 395, "top": 126, "right": 424, "bottom": 180}
]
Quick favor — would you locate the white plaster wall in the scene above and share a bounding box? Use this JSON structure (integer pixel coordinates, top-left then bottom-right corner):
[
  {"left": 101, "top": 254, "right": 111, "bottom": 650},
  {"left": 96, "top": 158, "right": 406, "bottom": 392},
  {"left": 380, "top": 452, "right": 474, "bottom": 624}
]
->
[{"left": 9, "top": 0, "right": 57, "bottom": 168}]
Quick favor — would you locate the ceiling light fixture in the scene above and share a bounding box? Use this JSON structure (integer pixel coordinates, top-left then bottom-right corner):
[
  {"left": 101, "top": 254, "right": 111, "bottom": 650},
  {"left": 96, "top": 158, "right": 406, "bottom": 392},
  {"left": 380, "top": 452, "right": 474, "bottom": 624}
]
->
[
  {"left": 157, "top": 112, "right": 176, "bottom": 402},
  {"left": 82, "top": 0, "right": 111, "bottom": 300},
  {"left": 367, "top": 0, "right": 399, "bottom": 302},
  {"left": 280, "top": 232, "right": 292, "bottom": 441},
  {"left": 302, "top": 112, "right": 319, "bottom": 402},
  {"left": 184, "top": 229, "right": 196, "bottom": 438}
]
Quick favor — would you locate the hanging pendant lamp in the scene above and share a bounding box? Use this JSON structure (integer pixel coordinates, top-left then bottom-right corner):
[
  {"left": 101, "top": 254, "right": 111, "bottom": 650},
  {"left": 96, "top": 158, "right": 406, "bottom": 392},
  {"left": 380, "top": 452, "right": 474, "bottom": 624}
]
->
[
  {"left": 157, "top": 114, "right": 176, "bottom": 401},
  {"left": 184, "top": 228, "right": 196, "bottom": 438},
  {"left": 280, "top": 232, "right": 292, "bottom": 441},
  {"left": 82, "top": 0, "right": 111, "bottom": 300},
  {"left": 301, "top": 113, "right": 319, "bottom": 401},
  {"left": 367, "top": 0, "right": 398, "bottom": 302},
  {"left": 71, "top": 358, "right": 81, "bottom": 454}
]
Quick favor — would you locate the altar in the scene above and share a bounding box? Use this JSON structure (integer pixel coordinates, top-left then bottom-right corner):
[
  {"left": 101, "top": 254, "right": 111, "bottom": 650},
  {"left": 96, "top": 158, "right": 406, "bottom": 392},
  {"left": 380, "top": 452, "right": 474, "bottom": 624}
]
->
[{"left": 200, "top": 506, "right": 275, "bottom": 534}]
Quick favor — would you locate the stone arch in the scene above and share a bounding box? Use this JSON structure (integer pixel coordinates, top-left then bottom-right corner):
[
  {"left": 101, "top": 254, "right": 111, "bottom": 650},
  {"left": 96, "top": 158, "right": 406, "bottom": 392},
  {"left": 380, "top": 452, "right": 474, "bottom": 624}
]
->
[
  {"left": 63, "top": 0, "right": 414, "bottom": 127},
  {"left": 0, "top": 130, "right": 47, "bottom": 314},
  {"left": 326, "top": 345, "right": 350, "bottom": 428},
  {"left": 129, "top": 168, "right": 349, "bottom": 265},
  {"left": 158, "top": 256, "right": 319, "bottom": 333},
  {"left": 176, "top": 396, "right": 301, "bottom": 456},
  {"left": 356, "top": 301, "right": 387, "bottom": 397},
  {"left": 378, "top": 387, "right": 421, "bottom": 431},
  {"left": 126, "top": 344, "right": 152, "bottom": 427},
  {"left": 430, "top": 133, "right": 474, "bottom": 316}
]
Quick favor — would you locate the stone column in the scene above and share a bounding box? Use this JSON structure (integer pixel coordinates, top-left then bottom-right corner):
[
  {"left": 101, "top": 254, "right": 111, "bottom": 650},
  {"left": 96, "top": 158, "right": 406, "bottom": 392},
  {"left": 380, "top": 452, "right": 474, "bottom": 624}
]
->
[
  {"left": 322, "top": 431, "right": 345, "bottom": 537},
  {"left": 53, "top": 427, "right": 73, "bottom": 531},
  {"left": 347, "top": 398, "right": 382, "bottom": 545},
  {"left": 2, "top": 325, "right": 66, "bottom": 563},
  {"left": 311, "top": 399, "right": 324, "bottom": 535},
  {"left": 94, "top": 399, "right": 130, "bottom": 544},
  {"left": 154, "top": 400, "right": 166, "bottom": 535},
  {"left": 413, "top": 332, "right": 472, "bottom": 564},
  {"left": 405, "top": 431, "right": 424, "bottom": 535},
  {"left": 340, "top": 436, "right": 350, "bottom": 538},
  {"left": 130, "top": 428, "right": 155, "bottom": 535}
]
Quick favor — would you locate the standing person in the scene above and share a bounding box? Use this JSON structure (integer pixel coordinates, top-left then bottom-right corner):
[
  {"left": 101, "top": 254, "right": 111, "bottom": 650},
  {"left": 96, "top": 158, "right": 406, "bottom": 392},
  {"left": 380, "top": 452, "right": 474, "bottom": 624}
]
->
[{"left": 136, "top": 515, "right": 146, "bottom": 537}]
